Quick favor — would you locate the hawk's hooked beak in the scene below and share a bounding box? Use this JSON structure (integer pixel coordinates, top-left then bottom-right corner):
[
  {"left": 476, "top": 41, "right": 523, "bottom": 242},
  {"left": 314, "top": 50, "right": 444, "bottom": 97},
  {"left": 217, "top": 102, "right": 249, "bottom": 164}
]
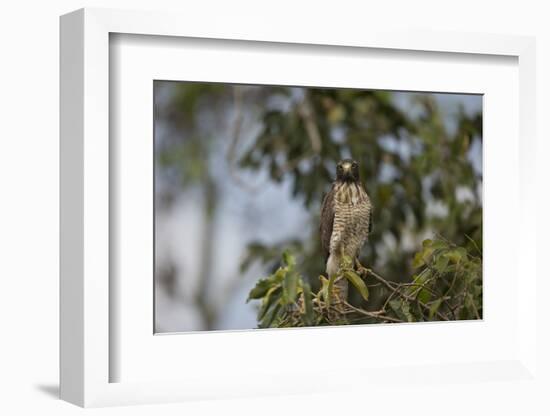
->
[{"left": 341, "top": 162, "right": 353, "bottom": 181}]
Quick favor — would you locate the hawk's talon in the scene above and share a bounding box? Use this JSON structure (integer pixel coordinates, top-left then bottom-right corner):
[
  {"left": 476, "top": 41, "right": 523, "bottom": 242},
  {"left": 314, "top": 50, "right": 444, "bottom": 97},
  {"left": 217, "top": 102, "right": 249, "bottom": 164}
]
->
[
  {"left": 354, "top": 258, "right": 367, "bottom": 271},
  {"left": 354, "top": 258, "right": 371, "bottom": 278}
]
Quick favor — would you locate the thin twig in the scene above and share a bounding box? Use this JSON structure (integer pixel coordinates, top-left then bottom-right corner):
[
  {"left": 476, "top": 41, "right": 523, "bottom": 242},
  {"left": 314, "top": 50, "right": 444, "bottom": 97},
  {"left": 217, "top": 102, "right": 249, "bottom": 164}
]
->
[
  {"left": 360, "top": 267, "right": 450, "bottom": 321},
  {"left": 343, "top": 302, "right": 403, "bottom": 323}
]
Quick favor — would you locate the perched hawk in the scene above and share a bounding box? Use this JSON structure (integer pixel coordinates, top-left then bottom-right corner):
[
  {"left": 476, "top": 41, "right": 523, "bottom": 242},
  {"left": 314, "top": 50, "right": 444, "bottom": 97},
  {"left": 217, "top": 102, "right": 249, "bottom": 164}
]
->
[{"left": 320, "top": 159, "right": 372, "bottom": 300}]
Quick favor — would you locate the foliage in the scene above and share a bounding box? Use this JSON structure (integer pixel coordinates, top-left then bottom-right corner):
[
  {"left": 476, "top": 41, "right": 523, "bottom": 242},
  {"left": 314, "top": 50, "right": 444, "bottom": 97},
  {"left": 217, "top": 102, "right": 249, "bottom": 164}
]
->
[{"left": 247, "top": 237, "right": 482, "bottom": 327}]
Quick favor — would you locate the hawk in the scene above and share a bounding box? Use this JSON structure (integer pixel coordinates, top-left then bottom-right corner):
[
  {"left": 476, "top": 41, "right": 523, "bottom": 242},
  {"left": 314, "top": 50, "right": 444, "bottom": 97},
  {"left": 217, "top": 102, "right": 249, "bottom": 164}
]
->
[{"left": 320, "top": 159, "right": 372, "bottom": 301}]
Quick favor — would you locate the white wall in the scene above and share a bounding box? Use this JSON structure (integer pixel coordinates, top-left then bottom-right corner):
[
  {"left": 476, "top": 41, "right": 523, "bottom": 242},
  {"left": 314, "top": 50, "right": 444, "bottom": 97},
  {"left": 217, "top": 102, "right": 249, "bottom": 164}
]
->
[{"left": 1, "top": 0, "right": 548, "bottom": 414}]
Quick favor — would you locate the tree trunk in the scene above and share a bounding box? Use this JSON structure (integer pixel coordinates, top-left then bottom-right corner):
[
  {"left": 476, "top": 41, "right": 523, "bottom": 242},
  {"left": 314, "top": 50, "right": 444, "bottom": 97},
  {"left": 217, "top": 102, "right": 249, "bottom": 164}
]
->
[{"left": 195, "top": 176, "right": 218, "bottom": 330}]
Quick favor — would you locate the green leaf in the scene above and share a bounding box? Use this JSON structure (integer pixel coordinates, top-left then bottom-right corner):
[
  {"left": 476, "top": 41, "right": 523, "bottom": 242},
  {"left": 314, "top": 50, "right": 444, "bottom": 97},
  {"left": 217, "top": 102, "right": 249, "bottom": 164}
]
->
[
  {"left": 282, "top": 271, "right": 299, "bottom": 305},
  {"left": 422, "top": 239, "right": 433, "bottom": 248},
  {"left": 407, "top": 272, "right": 430, "bottom": 300},
  {"left": 301, "top": 282, "right": 314, "bottom": 326},
  {"left": 464, "top": 270, "right": 478, "bottom": 285},
  {"left": 434, "top": 255, "right": 450, "bottom": 273},
  {"left": 430, "top": 239, "right": 448, "bottom": 250},
  {"left": 344, "top": 271, "right": 369, "bottom": 301},
  {"left": 444, "top": 249, "right": 463, "bottom": 264},
  {"left": 401, "top": 301, "right": 414, "bottom": 322},
  {"left": 247, "top": 278, "right": 272, "bottom": 301},
  {"left": 465, "top": 293, "right": 478, "bottom": 317},
  {"left": 258, "top": 286, "right": 281, "bottom": 321},
  {"left": 319, "top": 275, "right": 329, "bottom": 304},
  {"left": 473, "top": 284, "right": 482, "bottom": 297},
  {"left": 389, "top": 299, "right": 413, "bottom": 322},
  {"left": 273, "top": 267, "right": 287, "bottom": 283},
  {"left": 247, "top": 267, "right": 286, "bottom": 302},
  {"left": 282, "top": 250, "right": 296, "bottom": 269},
  {"left": 389, "top": 299, "right": 402, "bottom": 315},
  {"left": 412, "top": 246, "right": 434, "bottom": 269},
  {"left": 429, "top": 298, "right": 442, "bottom": 320},
  {"left": 260, "top": 303, "right": 281, "bottom": 328},
  {"left": 418, "top": 288, "right": 431, "bottom": 304},
  {"left": 412, "top": 252, "right": 425, "bottom": 268}
]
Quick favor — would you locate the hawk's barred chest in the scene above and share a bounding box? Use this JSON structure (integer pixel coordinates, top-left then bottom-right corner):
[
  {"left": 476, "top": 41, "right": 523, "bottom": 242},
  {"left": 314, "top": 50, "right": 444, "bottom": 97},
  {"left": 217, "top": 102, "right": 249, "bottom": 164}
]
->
[{"left": 330, "top": 181, "right": 372, "bottom": 258}]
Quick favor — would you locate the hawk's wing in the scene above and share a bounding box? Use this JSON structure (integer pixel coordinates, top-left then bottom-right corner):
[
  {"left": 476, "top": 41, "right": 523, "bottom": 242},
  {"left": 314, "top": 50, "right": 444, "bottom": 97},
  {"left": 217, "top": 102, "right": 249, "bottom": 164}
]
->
[{"left": 320, "top": 185, "right": 335, "bottom": 262}]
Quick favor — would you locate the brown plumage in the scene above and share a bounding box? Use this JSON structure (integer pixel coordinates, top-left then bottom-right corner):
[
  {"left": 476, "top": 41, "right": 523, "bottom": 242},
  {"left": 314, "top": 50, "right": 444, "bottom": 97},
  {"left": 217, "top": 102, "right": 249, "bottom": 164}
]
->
[{"left": 320, "top": 159, "right": 372, "bottom": 295}]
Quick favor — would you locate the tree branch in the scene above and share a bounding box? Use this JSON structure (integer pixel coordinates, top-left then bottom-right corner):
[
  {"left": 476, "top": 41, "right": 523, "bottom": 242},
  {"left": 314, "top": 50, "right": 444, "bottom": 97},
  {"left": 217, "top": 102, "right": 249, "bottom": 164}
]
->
[{"left": 359, "top": 267, "right": 450, "bottom": 321}]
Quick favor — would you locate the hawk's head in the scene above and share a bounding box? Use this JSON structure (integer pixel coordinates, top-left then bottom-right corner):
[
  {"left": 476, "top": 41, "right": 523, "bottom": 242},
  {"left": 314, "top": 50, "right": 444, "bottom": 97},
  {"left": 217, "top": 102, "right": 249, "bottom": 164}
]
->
[{"left": 336, "top": 159, "right": 360, "bottom": 183}]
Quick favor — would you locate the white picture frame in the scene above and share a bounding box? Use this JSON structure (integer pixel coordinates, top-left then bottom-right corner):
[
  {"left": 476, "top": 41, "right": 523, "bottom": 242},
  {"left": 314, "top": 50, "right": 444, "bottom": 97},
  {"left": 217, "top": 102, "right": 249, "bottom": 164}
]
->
[{"left": 60, "top": 7, "right": 538, "bottom": 408}]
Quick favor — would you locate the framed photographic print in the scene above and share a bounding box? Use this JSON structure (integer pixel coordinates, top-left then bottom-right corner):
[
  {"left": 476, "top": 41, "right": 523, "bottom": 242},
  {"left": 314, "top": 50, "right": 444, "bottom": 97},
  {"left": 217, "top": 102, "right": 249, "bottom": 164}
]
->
[{"left": 60, "top": 7, "right": 538, "bottom": 408}]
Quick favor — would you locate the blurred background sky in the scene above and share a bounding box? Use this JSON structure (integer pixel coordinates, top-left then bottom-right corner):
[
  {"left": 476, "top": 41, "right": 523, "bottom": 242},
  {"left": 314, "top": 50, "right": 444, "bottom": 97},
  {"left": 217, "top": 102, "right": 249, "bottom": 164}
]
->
[{"left": 154, "top": 82, "right": 482, "bottom": 333}]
